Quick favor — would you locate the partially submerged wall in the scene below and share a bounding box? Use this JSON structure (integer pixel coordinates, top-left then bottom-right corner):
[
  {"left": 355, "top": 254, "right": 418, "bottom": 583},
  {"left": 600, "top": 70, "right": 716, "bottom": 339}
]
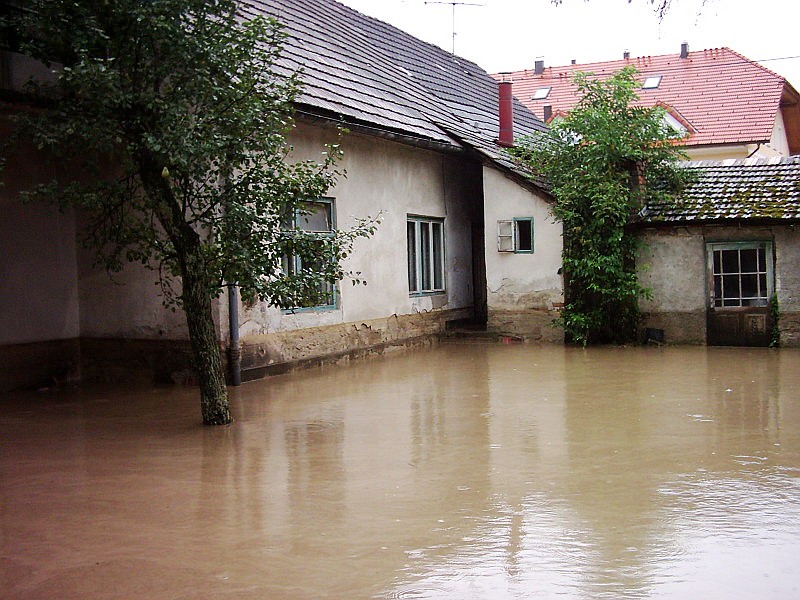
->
[
  {"left": 637, "top": 223, "right": 800, "bottom": 347},
  {"left": 230, "top": 123, "right": 482, "bottom": 378},
  {"left": 481, "top": 166, "right": 563, "bottom": 342},
  {"left": 637, "top": 227, "right": 707, "bottom": 344},
  {"left": 0, "top": 128, "right": 82, "bottom": 390}
]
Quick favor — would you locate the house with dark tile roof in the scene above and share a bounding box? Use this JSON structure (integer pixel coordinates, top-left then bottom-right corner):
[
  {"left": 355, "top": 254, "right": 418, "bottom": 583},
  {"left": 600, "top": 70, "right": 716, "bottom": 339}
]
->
[
  {"left": 1, "top": 0, "right": 565, "bottom": 390},
  {"left": 636, "top": 156, "right": 800, "bottom": 346},
  {"left": 498, "top": 46, "right": 800, "bottom": 161}
]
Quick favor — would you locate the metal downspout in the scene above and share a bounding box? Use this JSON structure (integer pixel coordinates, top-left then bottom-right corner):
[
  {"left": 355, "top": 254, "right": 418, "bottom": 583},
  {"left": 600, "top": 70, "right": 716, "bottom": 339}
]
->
[{"left": 228, "top": 283, "right": 242, "bottom": 386}]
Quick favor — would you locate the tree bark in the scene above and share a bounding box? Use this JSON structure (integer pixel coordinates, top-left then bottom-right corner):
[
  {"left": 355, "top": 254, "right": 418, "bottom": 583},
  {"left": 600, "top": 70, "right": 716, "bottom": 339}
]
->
[
  {"left": 181, "top": 251, "right": 232, "bottom": 425},
  {"left": 135, "top": 149, "right": 232, "bottom": 425}
]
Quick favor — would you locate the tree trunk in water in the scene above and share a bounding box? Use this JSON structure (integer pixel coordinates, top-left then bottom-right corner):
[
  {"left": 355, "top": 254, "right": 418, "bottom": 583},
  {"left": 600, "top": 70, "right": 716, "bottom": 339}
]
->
[{"left": 181, "top": 256, "right": 232, "bottom": 426}]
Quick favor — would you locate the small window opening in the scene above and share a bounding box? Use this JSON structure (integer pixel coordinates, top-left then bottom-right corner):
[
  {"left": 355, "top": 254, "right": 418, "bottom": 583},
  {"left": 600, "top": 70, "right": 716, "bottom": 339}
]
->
[{"left": 497, "top": 218, "right": 534, "bottom": 253}]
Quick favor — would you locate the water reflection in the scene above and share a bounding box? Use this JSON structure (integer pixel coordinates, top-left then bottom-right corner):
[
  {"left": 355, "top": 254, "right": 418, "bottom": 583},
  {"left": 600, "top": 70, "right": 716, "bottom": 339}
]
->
[{"left": 1, "top": 345, "right": 799, "bottom": 599}]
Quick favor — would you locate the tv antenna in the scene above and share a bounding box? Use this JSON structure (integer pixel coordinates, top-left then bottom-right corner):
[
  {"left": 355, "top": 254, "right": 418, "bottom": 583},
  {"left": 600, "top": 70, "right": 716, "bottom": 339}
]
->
[{"left": 424, "top": 2, "right": 484, "bottom": 54}]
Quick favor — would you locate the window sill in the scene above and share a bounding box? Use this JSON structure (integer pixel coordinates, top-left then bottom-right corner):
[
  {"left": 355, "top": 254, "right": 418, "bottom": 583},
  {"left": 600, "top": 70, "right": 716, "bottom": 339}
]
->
[{"left": 409, "top": 290, "right": 446, "bottom": 298}]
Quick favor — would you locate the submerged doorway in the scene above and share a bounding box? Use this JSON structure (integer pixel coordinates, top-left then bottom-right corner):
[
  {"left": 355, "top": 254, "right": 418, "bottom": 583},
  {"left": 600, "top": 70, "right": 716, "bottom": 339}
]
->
[{"left": 706, "top": 241, "right": 774, "bottom": 346}]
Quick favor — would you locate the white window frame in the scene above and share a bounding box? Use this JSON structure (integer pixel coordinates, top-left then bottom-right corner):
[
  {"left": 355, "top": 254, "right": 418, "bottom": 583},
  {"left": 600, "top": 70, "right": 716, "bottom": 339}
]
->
[
  {"left": 707, "top": 241, "right": 773, "bottom": 308},
  {"left": 407, "top": 216, "right": 445, "bottom": 295}
]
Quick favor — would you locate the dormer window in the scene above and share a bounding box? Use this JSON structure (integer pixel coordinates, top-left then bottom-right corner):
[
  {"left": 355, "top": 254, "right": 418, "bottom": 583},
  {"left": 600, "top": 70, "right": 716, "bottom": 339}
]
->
[
  {"left": 642, "top": 76, "right": 662, "bottom": 89},
  {"left": 532, "top": 87, "right": 551, "bottom": 100},
  {"left": 662, "top": 112, "right": 688, "bottom": 136}
]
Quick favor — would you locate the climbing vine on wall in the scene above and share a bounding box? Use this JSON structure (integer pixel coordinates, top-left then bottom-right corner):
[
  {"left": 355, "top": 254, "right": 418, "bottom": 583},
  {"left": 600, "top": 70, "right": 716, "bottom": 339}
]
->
[{"left": 511, "top": 66, "right": 690, "bottom": 345}]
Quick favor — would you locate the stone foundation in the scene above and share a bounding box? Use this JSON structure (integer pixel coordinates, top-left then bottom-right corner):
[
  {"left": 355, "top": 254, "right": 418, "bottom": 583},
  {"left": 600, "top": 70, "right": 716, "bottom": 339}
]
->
[
  {"left": 238, "top": 308, "right": 472, "bottom": 380},
  {"left": 777, "top": 311, "right": 800, "bottom": 347},
  {"left": 80, "top": 338, "right": 196, "bottom": 384},
  {"left": 486, "top": 308, "right": 563, "bottom": 343},
  {"left": 639, "top": 311, "right": 707, "bottom": 345},
  {"left": 0, "top": 339, "right": 81, "bottom": 392}
]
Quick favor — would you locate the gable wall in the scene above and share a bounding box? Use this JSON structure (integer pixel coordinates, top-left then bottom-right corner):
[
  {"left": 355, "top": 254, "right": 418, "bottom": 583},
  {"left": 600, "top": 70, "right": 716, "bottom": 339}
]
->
[{"left": 481, "top": 166, "right": 563, "bottom": 341}]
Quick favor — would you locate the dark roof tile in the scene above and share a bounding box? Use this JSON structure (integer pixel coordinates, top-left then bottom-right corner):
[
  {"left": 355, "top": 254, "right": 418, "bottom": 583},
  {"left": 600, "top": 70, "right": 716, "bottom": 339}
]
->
[
  {"left": 245, "top": 0, "right": 547, "bottom": 177},
  {"left": 643, "top": 156, "right": 800, "bottom": 222}
]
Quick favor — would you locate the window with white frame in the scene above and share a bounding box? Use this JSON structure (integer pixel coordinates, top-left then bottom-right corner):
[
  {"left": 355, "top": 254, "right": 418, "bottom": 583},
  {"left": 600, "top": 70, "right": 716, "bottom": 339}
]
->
[
  {"left": 407, "top": 216, "right": 445, "bottom": 294},
  {"left": 497, "top": 218, "right": 534, "bottom": 253},
  {"left": 708, "top": 241, "right": 773, "bottom": 307},
  {"left": 282, "top": 198, "right": 336, "bottom": 309}
]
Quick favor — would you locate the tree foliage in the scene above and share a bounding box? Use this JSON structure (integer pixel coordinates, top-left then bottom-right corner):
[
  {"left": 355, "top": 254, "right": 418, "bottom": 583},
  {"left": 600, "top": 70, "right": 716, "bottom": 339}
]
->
[
  {"left": 551, "top": 0, "right": 679, "bottom": 21},
  {"left": 4, "top": 0, "right": 377, "bottom": 424},
  {"left": 511, "top": 66, "right": 689, "bottom": 345}
]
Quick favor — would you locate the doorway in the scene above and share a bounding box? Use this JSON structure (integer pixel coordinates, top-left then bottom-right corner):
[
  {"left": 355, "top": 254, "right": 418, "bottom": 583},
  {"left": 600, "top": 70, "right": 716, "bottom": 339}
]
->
[{"left": 706, "top": 241, "right": 774, "bottom": 346}]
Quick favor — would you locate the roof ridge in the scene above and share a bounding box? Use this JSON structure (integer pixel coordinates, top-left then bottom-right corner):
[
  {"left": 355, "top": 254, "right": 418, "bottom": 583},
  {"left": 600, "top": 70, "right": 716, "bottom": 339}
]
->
[{"left": 496, "top": 46, "right": 789, "bottom": 84}]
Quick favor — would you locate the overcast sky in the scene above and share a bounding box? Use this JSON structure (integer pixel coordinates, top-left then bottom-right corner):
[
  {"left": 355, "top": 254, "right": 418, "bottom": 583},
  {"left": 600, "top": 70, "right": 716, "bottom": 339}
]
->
[{"left": 334, "top": 0, "right": 800, "bottom": 86}]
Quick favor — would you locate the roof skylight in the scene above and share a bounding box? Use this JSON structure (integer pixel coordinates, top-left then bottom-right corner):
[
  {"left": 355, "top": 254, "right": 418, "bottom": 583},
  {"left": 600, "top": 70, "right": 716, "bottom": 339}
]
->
[
  {"left": 642, "top": 76, "right": 662, "bottom": 89},
  {"left": 532, "top": 87, "right": 551, "bottom": 100}
]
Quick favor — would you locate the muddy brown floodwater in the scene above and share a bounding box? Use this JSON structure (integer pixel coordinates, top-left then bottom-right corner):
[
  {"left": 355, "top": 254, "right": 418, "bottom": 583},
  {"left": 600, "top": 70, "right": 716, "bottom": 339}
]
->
[{"left": 1, "top": 344, "right": 799, "bottom": 599}]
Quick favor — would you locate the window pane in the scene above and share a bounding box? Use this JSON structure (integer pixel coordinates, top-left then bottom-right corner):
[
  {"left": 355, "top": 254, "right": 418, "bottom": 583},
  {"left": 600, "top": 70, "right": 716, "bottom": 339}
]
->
[
  {"left": 432, "top": 222, "right": 444, "bottom": 289},
  {"left": 713, "top": 250, "right": 721, "bottom": 274},
  {"left": 758, "top": 247, "right": 766, "bottom": 272},
  {"left": 297, "top": 201, "right": 332, "bottom": 232},
  {"left": 759, "top": 274, "right": 767, "bottom": 297},
  {"left": 516, "top": 219, "right": 533, "bottom": 252},
  {"left": 420, "top": 222, "right": 431, "bottom": 291},
  {"left": 407, "top": 221, "right": 418, "bottom": 292},
  {"left": 720, "top": 250, "right": 739, "bottom": 274},
  {"left": 714, "top": 274, "right": 722, "bottom": 300},
  {"left": 721, "top": 274, "right": 740, "bottom": 300},
  {"left": 740, "top": 248, "right": 758, "bottom": 273},
  {"left": 497, "top": 220, "right": 513, "bottom": 252},
  {"left": 741, "top": 274, "right": 759, "bottom": 299},
  {"left": 282, "top": 254, "right": 295, "bottom": 276},
  {"left": 408, "top": 217, "right": 444, "bottom": 294}
]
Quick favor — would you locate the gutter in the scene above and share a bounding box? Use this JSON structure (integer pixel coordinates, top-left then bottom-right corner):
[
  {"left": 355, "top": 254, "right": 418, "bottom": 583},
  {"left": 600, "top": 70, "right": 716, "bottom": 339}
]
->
[{"left": 294, "top": 105, "right": 465, "bottom": 155}]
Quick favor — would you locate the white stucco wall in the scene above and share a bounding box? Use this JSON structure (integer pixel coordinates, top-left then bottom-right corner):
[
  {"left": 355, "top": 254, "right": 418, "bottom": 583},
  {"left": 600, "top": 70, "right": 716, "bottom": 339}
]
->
[
  {"left": 0, "top": 133, "right": 80, "bottom": 345},
  {"left": 769, "top": 111, "right": 791, "bottom": 157},
  {"left": 77, "top": 240, "right": 190, "bottom": 340},
  {"left": 237, "top": 123, "right": 477, "bottom": 340},
  {"left": 0, "top": 197, "right": 80, "bottom": 344},
  {"left": 481, "top": 166, "right": 562, "bottom": 311}
]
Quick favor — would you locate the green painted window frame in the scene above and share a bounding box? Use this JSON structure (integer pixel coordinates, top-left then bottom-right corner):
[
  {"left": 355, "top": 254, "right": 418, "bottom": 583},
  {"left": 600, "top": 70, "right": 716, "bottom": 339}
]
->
[
  {"left": 281, "top": 197, "right": 338, "bottom": 312},
  {"left": 514, "top": 217, "right": 534, "bottom": 253},
  {"left": 407, "top": 215, "right": 445, "bottom": 296}
]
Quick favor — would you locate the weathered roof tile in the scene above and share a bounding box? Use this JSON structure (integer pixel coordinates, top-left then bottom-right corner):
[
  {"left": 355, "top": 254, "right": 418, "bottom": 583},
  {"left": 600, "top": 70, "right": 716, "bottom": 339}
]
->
[
  {"left": 643, "top": 156, "right": 800, "bottom": 223},
  {"left": 245, "top": 0, "right": 547, "bottom": 177}
]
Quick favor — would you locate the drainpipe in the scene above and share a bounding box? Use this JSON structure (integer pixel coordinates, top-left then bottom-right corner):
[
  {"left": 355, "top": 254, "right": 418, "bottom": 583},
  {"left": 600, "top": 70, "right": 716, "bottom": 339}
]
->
[{"left": 228, "top": 283, "right": 241, "bottom": 386}]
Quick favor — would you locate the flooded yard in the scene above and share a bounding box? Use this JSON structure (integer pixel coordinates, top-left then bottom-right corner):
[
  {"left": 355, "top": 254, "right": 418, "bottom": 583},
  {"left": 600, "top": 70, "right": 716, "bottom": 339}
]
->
[{"left": 2, "top": 343, "right": 799, "bottom": 599}]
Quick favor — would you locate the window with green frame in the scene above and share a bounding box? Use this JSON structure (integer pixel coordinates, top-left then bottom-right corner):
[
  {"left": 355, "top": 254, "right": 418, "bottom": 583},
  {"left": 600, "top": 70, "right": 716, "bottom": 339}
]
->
[
  {"left": 497, "top": 218, "right": 534, "bottom": 253},
  {"left": 407, "top": 216, "right": 445, "bottom": 295},
  {"left": 282, "top": 198, "right": 337, "bottom": 310}
]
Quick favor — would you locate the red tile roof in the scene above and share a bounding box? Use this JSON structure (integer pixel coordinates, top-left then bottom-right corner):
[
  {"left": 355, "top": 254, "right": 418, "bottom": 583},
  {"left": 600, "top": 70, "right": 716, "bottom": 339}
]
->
[{"left": 496, "top": 48, "right": 800, "bottom": 153}]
